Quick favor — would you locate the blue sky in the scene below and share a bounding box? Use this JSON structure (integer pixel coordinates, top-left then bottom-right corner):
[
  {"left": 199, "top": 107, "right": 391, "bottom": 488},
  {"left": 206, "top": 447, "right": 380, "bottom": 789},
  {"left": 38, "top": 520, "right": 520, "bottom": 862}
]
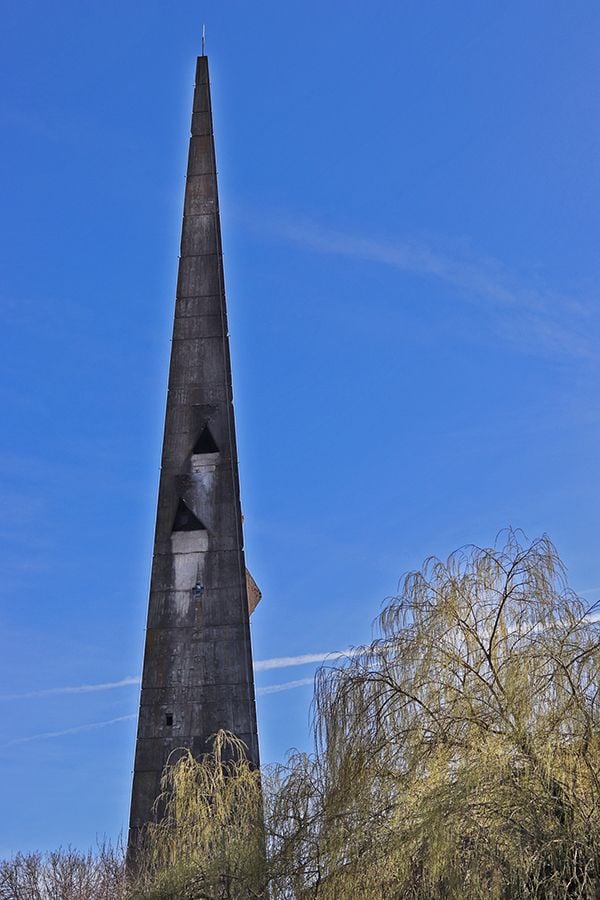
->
[{"left": 1, "top": 0, "right": 600, "bottom": 854}]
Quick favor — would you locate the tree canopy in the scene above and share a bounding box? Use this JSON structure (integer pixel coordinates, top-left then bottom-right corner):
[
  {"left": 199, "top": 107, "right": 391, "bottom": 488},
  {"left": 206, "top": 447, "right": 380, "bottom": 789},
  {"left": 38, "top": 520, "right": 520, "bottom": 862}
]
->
[
  {"left": 285, "top": 529, "right": 600, "bottom": 898},
  {"left": 2, "top": 530, "right": 599, "bottom": 899}
]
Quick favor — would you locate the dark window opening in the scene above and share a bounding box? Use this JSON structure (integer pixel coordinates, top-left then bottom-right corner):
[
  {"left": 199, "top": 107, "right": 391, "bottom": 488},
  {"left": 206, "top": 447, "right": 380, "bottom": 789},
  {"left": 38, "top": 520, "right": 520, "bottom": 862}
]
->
[
  {"left": 172, "top": 498, "right": 206, "bottom": 532},
  {"left": 165, "top": 714, "right": 173, "bottom": 727},
  {"left": 193, "top": 425, "right": 219, "bottom": 455}
]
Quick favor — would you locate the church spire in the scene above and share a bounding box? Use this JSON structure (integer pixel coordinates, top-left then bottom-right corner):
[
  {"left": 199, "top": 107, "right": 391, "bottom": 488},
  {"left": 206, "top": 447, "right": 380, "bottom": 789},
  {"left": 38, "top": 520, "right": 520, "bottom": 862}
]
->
[{"left": 128, "top": 54, "right": 260, "bottom": 850}]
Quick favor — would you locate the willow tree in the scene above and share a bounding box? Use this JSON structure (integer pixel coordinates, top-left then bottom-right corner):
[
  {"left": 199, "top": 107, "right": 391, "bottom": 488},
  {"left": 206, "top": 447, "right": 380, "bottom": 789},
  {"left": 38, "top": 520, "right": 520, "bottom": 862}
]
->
[
  {"left": 269, "top": 530, "right": 600, "bottom": 899},
  {"left": 127, "top": 531, "right": 600, "bottom": 899},
  {"left": 133, "top": 731, "right": 266, "bottom": 900}
]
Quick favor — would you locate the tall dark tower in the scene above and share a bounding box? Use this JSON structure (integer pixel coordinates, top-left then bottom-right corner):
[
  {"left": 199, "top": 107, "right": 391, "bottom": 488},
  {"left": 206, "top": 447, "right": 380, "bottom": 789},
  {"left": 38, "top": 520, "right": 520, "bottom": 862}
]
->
[{"left": 129, "top": 54, "right": 260, "bottom": 848}]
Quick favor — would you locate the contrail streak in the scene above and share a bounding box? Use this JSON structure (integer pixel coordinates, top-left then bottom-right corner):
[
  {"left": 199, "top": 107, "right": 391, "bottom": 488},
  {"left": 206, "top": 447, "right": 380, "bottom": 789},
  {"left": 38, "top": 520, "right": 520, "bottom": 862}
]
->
[
  {"left": 2, "top": 678, "right": 317, "bottom": 746},
  {"left": 3, "top": 715, "right": 137, "bottom": 747},
  {"left": 256, "top": 677, "right": 314, "bottom": 695},
  {"left": 254, "top": 650, "right": 351, "bottom": 672},
  {"left": 0, "top": 650, "right": 353, "bottom": 701},
  {"left": 0, "top": 676, "right": 140, "bottom": 701}
]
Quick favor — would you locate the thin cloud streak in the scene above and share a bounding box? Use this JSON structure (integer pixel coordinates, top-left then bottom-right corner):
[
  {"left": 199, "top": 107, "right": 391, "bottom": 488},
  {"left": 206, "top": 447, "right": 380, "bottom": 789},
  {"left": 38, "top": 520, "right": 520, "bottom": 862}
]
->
[
  {"left": 257, "top": 677, "right": 314, "bottom": 695},
  {"left": 1, "top": 651, "right": 354, "bottom": 701},
  {"left": 255, "top": 215, "right": 595, "bottom": 362},
  {"left": 254, "top": 650, "right": 352, "bottom": 672},
  {"left": 2, "top": 677, "right": 318, "bottom": 747},
  {"left": 3, "top": 715, "right": 136, "bottom": 748},
  {"left": 0, "top": 676, "right": 141, "bottom": 701}
]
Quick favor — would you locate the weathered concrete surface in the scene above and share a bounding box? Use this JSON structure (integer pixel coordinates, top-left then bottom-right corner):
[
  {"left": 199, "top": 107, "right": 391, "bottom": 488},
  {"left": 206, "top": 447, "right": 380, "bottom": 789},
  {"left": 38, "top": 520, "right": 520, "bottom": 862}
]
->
[{"left": 128, "top": 55, "right": 259, "bottom": 849}]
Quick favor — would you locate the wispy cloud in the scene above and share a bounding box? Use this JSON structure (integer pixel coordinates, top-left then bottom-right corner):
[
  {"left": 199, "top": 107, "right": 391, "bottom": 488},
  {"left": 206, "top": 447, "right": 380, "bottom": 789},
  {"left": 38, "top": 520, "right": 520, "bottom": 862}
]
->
[
  {"left": 2, "top": 678, "right": 318, "bottom": 747},
  {"left": 2, "top": 715, "right": 136, "bottom": 748},
  {"left": 251, "top": 214, "right": 596, "bottom": 362},
  {"left": 0, "top": 676, "right": 140, "bottom": 702},
  {"left": 1, "top": 651, "right": 353, "bottom": 702},
  {"left": 257, "top": 677, "right": 314, "bottom": 695},
  {"left": 254, "top": 650, "right": 352, "bottom": 672}
]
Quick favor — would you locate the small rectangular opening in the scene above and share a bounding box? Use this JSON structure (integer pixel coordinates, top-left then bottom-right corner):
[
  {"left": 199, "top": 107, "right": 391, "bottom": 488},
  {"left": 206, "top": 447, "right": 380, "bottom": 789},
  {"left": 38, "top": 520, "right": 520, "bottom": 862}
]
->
[{"left": 165, "top": 713, "right": 173, "bottom": 727}]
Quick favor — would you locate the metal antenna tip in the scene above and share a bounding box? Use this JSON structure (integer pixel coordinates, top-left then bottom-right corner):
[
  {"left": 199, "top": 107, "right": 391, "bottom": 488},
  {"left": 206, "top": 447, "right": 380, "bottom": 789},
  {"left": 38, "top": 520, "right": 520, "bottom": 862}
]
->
[{"left": 202, "top": 24, "right": 206, "bottom": 56}]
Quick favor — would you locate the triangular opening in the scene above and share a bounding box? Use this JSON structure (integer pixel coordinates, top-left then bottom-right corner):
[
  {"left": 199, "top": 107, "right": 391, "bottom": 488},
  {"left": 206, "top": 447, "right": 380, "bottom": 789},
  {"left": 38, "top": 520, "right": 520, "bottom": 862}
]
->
[
  {"left": 172, "top": 499, "right": 206, "bottom": 532},
  {"left": 193, "top": 425, "right": 219, "bottom": 455}
]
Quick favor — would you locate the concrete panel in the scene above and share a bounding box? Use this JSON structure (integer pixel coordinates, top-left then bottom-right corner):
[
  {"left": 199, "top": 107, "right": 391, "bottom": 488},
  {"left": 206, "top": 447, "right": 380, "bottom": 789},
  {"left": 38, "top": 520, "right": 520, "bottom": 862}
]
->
[
  {"left": 168, "top": 337, "right": 228, "bottom": 387},
  {"left": 151, "top": 550, "right": 243, "bottom": 597},
  {"left": 180, "top": 214, "right": 217, "bottom": 256},
  {"left": 168, "top": 467, "right": 235, "bottom": 503},
  {"left": 195, "top": 57, "right": 209, "bottom": 88},
  {"left": 153, "top": 531, "right": 240, "bottom": 557},
  {"left": 156, "top": 472, "right": 238, "bottom": 519},
  {"left": 130, "top": 770, "right": 161, "bottom": 825},
  {"left": 162, "top": 403, "right": 198, "bottom": 435},
  {"left": 191, "top": 623, "right": 244, "bottom": 644},
  {"left": 147, "top": 590, "right": 199, "bottom": 628},
  {"left": 184, "top": 176, "right": 217, "bottom": 216},
  {"left": 171, "top": 550, "right": 205, "bottom": 593},
  {"left": 172, "top": 314, "right": 223, "bottom": 341},
  {"left": 209, "top": 693, "right": 254, "bottom": 737},
  {"left": 149, "top": 554, "right": 176, "bottom": 592},
  {"left": 153, "top": 485, "right": 182, "bottom": 530},
  {"left": 191, "top": 111, "right": 211, "bottom": 136},
  {"left": 193, "top": 82, "right": 210, "bottom": 111},
  {"left": 133, "top": 738, "right": 175, "bottom": 775},
  {"left": 190, "top": 451, "right": 220, "bottom": 473},
  {"left": 180, "top": 466, "right": 236, "bottom": 508},
  {"left": 166, "top": 384, "right": 225, "bottom": 409},
  {"left": 203, "top": 550, "right": 247, "bottom": 590},
  {"left": 175, "top": 293, "right": 224, "bottom": 319},
  {"left": 190, "top": 638, "right": 252, "bottom": 685},
  {"left": 177, "top": 255, "right": 220, "bottom": 298},
  {"left": 171, "top": 529, "right": 209, "bottom": 554},
  {"left": 208, "top": 500, "right": 245, "bottom": 546},
  {"left": 162, "top": 400, "right": 227, "bottom": 442},
  {"left": 160, "top": 414, "right": 227, "bottom": 451},
  {"left": 161, "top": 445, "right": 232, "bottom": 472},
  {"left": 187, "top": 135, "right": 215, "bottom": 177},
  {"left": 160, "top": 442, "right": 230, "bottom": 472},
  {"left": 195, "top": 592, "right": 245, "bottom": 628},
  {"left": 140, "top": 631, "right": 194, "bottom": 689},
  {"left": 142, "top": 625, "right": 251, "bottom": 660},
  {"left": 182, "top": 467, "right": 217, "bottom": 512},
  {"left": 140, "top": 682, "right": 250, "bottom": 709},
  {"left": 137, "top": 701, "right": 194, "bottom": 740}
]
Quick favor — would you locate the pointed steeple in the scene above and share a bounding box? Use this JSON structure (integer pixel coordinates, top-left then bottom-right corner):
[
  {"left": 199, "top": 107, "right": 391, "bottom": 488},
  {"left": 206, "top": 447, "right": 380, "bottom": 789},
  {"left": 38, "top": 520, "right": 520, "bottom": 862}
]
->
[{"left": 128, "top": 55, "right": 260, "bottom": 852}]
